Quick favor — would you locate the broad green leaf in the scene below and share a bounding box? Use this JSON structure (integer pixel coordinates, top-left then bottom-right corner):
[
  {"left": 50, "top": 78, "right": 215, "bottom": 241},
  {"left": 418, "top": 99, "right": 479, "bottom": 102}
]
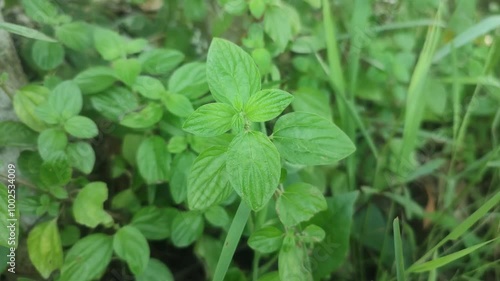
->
[
  {"left": 0, "top": 121, "right": 37, "bottom": 148},
  {"left": 60, "top": 225, "right": 80, "bottom": 247},
  {"left": 111, "top": 189, "right": 141, "bottom": 213},
  {"left": 291, "top": 88, "right": 332, "bottom": 119},
  {"left": 258, "top": 272, "right": 280, "bottom": 281},
  {"left": 252, "top": 47, "right": 272, "bottom": 74},
  {"left": 47, "top": 80, "right": 83, "bottom": 121},
  {"left": 171, "top": 211, "right": 204, "bottom": 247},
  {"left": 244, "top": 89, "right": 293, "bottom": 122},
  {"left": 131, "top": 206, "right": 172, "bottom": 240},
  {"left": 0, "top": 183, "right": 19, "bottom": 248},
  {"left": 249, "top": 0, "right": 266, "bottom": 18},
  {"left": 0, "top": 22, "right": 56, "bottom": 42},
  {"left": 27, "top": 220, "right": 63, "bottom": 279},
  {"left": 90, "top": 86, "right": 139, "bottom": 121},
  {"left": 227, "top": 131, "right": 280, "bottom": 211},
  {"left": 136, "top": 136, "right": 171, "bottom": 184},
  {"left": 206, "top": 38, "right": 261, "bottom": 109},
  {"left": 120, "top": 103, "right": 164, "bottom": 129},
  {"left": 264, "top": 5, "right": 293, "bottom": 51},
  {"left": 276, "top": 183, "right": 327, "bottom": 227},
  {"left": 17, "top": 151, "right": 43, "bottom": 184},
  {"left": 21, "top": 0, "right": 59, "bottom": 25},
  {"left": 163, "top": 93, "right": 194, "bottom": 117},
  {"left": 139, "top": 49, "right": 184, "bottom": 75},
  {"left": 66, "top": 142, "right": 95, "bottom": 174},
  {"left": 204, "top": 205, "right": 230, "bottom": 228},
  {"left": 187, "top": 146, "right": 233, "bottom": 210},
  {"left": 73, "top": 182, "right": 114, "bottom": 228},
  {"left": 133, "top": 76, "right": 165, "bottom": 100},
  {"left": 39, "top": 153, "right": 72, "bottom": 187},
  {"left": 278, "top": 234, "right": 311, "bottom": 281},
  {"left": 60, "top": 234, "right": 113, "bottom": 281},
  {"left": 113, "top": 225, "right": 150, "bottom": 276},
  {"left": 136, "top": 258, "right": 174, "bottom": 281},
  {"left": 183, "top": 103, "right": 236, "bottom": 137},
  {"left": 168, "top": 136, "right": 188, "bottom": 154},
  {"left": 32, "top": 41, "right": 64, "bottom": 70},
  {"left": 170, "top": 151, "right": 196, "bottom": 204},
  {"left": 13, "top": 85, "right": 50, "bottom": 131},
  {"left": 37, "top": 128, "right": 68, "bottom": 160},
  {"left": 74, "top": 67, "right": 116, "bottom": 94},
  {"left": 122, "top": 134, "right": 145, "bottom": 166},
  {"left": 94, "top": 28, "right": 125, "bottom": 60},
  {"left": 168, "top": 62, "right": 208, "bottom": 99},
  {"left": 248, "top": 226, "right": 283, "bottom": 253},
  {"left": 301, "top": 224, "right": 326, "bottom": 243},
  {"left": 126, "top": 38, "right": 147, "bottom": 54},
  {"left": 224, "top": 0, "right": 247, "bottom": 15},
  {"left": 113, "top": 58, "right": 142, "bottom": 86},
  {"left": 272, "top": 112, "right": 355, "bottom": 165},
  {"left": 55, "top": 21, "right": 93, "bottom": 51},
  {"left": 309, "top": 191, "right": 358, "bottom": 279},
  {"left": 64, "top": 116, "right": 98, "bottom": 139}
]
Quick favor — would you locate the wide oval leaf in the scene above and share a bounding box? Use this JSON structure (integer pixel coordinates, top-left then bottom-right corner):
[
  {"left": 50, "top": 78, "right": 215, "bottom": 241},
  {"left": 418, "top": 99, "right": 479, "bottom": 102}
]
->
[
  {"left": 183, "top": 103, "right": 236, "bottom": 137},
  {"left": 187, "top": 146, "right": 233, "bottom": 210},
  {"left": 27, "top": 219, "right": 63, "bottom": 279},
  {"left": 72, "top": 182, "right": 114, "bottom": 228},
  {"left": 272, "top": 112, "right": 355, "bottom": 165},
  {"left": 130, "top": 206, "right": 172, "bottom": 240},
  {"left": 120, "top": 103, "right": 164, "bottom": 129},
  {"left": 63, "top": 116, "right": 98, "bottom": 139},
  {"left": 136, "top": 136, "right": 171, "bottom": 184},
  {"left": 248, "top": 226, "right": 283, "bottom": 254},
  {"left": 136, "top": 258, "right": 174, "bottom": 281},
  {"left": 66, "top": 141, "right": 95, "bottom": 174},
  {"left": 227, "top": 131, "right": 281, "bottom": 211},
  {"left": 171, "top": 211, "right": 204, "bottom": 247},
  {"left": 113, "top": 225, "right": 150, "bottom": 276},
  {"left": 276, "top": 183, "right": 327, "bottom": 227},
  {"left": 206, "top": 38, "right": 261, "bottom": 109},
  {"left": 244, "top": 89, "right": 294, "bottom": 122},
  {"left": 13, "top": 85, "right": 50, "bottom": 131}
]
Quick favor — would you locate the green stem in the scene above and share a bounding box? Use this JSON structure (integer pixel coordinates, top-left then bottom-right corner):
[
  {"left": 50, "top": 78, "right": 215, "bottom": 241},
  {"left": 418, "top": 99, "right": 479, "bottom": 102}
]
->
[{"left": 213, "top": 200, "right": 251, "bottom": 281}]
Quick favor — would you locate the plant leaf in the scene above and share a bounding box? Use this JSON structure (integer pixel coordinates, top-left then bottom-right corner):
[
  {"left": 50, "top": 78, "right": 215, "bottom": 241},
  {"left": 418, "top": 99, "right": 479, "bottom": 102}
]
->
[
  {"left": 227, "top": 131, "right": 281, "bottom": 211},
  {"left": 276, "top": 183, "right": 327, "bottom": 227},
  {"left": 55, "top": 21, "right": 93, "bottom": 51},
  {"left": 74, "top": 66, "right": 116, "bottom": 95},
  {"left": 136, "top": 259, "right": 174, "bottom": 281},
  {"left": 113, "top": 225, "right": 150, "bottom": 276},
  {"left": 131, "top": 206, "right": 173, "bottom": 240},
  {"left": 139, "top": 49, "right": 184, "bottom": 75},
  {"left": 248, "top": 226, "right": 283, "bottom": 254},
  {"left": 72, "top": 182, "right": 114, "bottom": 228},
  {"left": 113, "top": 58, "right": 142, "bottom": 86},
  {"left": 244, "top": 89, "right": 293, "bottom": 122},
  {"left": 0, "top": 22, "right": 56, "bottom": 42},
  {"left": 27, "top": 219, "right": 63, "bottom": 279},
  {"left": 163, "top": 93, "right": 194, "bottom": 117},
  {"left": 133, "top": 76, "right": 165, "bottom": 100},
  {"left": 32, "top": 41, "right": 64, "bottom": 70},
  {"left": 66, "top": 141, "right": 95, "bottom": 174},
  {"left": 120, "top": 103, "right": 164, "bottom": 129},
  {"left": 272, "top": 112, "right": 355, "bottom": 165},
  {"left": 136, "top": 136, "right": 171, "bottom": 184},
  {"left": 0, "top": 121, "right": 37, "bottom": 148},
  {"left": 168, "top": 62, "right": 208, "bottom": 99},
  {"left": 171, "top": 211, "right": 204, "bottom": 247},
  {"left": 37, "top": 128, "right": 68, "bottom": 161},
  {"left": 93, "top": 28, "right": 125, "bottom": 61},
  {"left": 183, "top": 103, "right": 236, "bottom": 137},
  {"left": 13, "top": 85, "right": 50, "bottom": 131},
  {"left": 63, "top": 116, "right": 99, "bottom": 139}
]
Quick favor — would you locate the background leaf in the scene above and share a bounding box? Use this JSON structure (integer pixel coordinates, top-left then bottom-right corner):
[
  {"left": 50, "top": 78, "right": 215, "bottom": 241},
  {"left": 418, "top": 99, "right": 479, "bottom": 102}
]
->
[{"left": 113, "top": 225, "right": 150, "bottom": 276}]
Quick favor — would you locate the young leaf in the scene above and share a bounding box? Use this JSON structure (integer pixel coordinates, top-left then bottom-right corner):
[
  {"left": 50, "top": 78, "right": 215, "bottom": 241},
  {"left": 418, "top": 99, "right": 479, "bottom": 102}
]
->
[
  {"left": 66, "top": 142, "right": 95, "bottom": 174},
  {"left": 136, "top": 136, "right": 171, "bottom": 184},
  {"left": 37, "top": 128, "right": 68, "bottom": 161},
  {"left": 278, "top": 234, "right": 311, "bottom": 281},
  {"left": 276, "top": 183, "right": 327, "bottom": 227},
  {"left": 139, "top": 49, "right": 184, "bottom": 75},
  {"left": 120, "top": 103, "right": 164, "bottom": 129},
  {"left": 32, "top": 41, "right": 64, "bottom": 70},
  {"left": 244, "top": 89, "right": 294, "bottom": 122},
  {"left": 136, "top": 259, "right": 174, "bottom": 281},
  {"left": 93, "top": 28, "right": 125, "bottom": 60},
  {"left": 27, "top": 219, "right": 63, "bottom": 279},
  {"left": 188, "top": 146, "right": 233, "bottom": 210},
  {"left": 131, "top": 206, "right": 172, "bottom": 240},
  {"left": 168, "top": 62, "right": 208, "bottom": 99},
  {"left": 248, "top": 226, "right": 283, "bottom": 253},
  {"left": 206, "top": 38, "right": 261, "bottom": 109},
  {"left": 13, "top": 85, "right": 50, "bottom": 131},
  {"left": 60, "top": 234, "right": 113, "bottom": 281},
  {"left": 113, "top": 58, "right": 142, "bottom": 86},
  {"left": 74, "top": 66, "right": 116, "bottom": 95},
  {"left": 72, "top": 182, "right": 114, "bottom": 228},
  {"left": 183, "top": 103, "right": 236, "bottom": 137},
  {"left": 226, "top": 131, "right": 281, "bottom": 211},
  {"left": 133, "top": 76, "right": 165, "bottom": 100},
  {"left": 0, "top": 121, "right": 37, "bottom": 148},
  {"left": 64, "top": 116, "right": 99, "bottom": 139},
  {"left": 163, "top": 93, "right": 194, "bottom": 117},
  {"left": 39, "top": 153, "right": 72, "bottom": 187},
  {"left": 171, "top": 211, "right": 204, "bottom": 247},
  {"left": 55, "top": 21, "right": 93, "bottom": 51},
  {"left": 113, "top": 225, "right": 150, "bottom": 276},
  {"left": 272, "top": 112, "right": 355, "bottom": 165}
]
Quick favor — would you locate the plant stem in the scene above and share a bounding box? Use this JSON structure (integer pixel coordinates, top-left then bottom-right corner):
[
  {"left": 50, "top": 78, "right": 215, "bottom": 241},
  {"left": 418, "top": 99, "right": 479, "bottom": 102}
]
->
[{"left": 213, "top": 200, "right": 251, "bottom": 281}]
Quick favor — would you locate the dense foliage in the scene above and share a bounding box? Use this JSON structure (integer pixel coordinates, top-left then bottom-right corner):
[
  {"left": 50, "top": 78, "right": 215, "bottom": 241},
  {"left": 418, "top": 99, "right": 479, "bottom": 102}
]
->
[{"left": 0, "top": 0, "right": 499, "bottom": 280}]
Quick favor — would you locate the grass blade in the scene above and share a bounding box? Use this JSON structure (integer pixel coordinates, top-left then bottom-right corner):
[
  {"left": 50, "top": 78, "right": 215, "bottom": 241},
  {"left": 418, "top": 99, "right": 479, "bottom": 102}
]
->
[
  {"left": 0, "top": 22, "right": 57, "bottom": 42},
  {"left": 393, "top": 218, "right": 406, "bottom": 281},
  {"left": 407, "top": 239, "right": 497, "bottom": 273},
  {"left": 433, "top": 15, "right": 500, "bottom": 63}
]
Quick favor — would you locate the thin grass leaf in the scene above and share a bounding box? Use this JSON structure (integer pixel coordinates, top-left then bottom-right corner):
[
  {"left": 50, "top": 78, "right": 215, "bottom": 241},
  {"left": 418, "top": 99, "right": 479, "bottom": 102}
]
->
[
  {"left": 393, "top": 218, "right": 406, "bottom": 281},
  {"left": 399, "top": 4, "right": 443, "bottom": 174},
  {"left": 407, "top": 239, "right": 497, "bottom": 273},
  {"left": 0, "top": 22, "right": 57, "bottom": 42},
  {"left": 433, "top": 15, "right": 500, "bottom": 63},
  {"left": 322, "top": 0, "right": 345, "bottom": 96}
]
